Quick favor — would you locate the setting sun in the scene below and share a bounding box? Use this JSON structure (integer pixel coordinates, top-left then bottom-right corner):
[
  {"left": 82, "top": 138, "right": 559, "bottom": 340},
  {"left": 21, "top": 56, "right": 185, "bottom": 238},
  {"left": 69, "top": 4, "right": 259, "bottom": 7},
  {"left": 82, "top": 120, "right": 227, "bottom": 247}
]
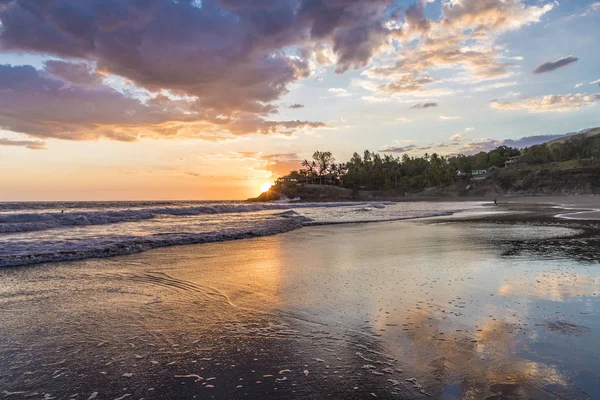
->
[{"left": 260, "top": 182, "right": 273, "bottom": 193}]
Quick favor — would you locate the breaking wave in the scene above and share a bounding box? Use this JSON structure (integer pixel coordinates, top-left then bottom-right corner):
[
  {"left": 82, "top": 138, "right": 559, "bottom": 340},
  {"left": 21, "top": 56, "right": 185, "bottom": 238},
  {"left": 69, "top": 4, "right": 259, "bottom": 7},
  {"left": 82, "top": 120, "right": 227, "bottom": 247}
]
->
[
  {"left": 0, "top": 200, "right": 480, "bottom": 268},
  {"left": 0, "top": 202, "right": 392, "bottom": 234},
  {"left": 0, "top": 217, "right": 307, "bottom": 268}
]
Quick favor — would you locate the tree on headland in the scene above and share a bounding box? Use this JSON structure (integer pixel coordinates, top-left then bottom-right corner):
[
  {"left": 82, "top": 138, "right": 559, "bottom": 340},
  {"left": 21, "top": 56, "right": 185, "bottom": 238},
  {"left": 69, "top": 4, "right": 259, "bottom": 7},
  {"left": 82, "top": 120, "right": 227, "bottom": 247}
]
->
[
  {"left": 287, "top": 133, "right": 599, "bottom": 193},
  {"left": 312, "top": 151, "right": 335, "bottom": 184}
]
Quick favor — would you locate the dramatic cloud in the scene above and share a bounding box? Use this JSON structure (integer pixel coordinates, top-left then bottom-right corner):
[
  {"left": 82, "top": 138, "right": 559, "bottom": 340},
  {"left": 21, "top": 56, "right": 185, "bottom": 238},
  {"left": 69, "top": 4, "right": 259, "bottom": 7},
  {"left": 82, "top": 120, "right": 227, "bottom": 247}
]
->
[
  {"left": 0, "top": 0, "right": 558, "bottom": 143},
  {"left": 441, "top": 0, "right": 553, "bottom": 31},
  {"left": 0, "top": 64, "right": 326, "bottom": 141},
  {"left": 0, "top": 138, "right": 47, "bottom": 150},
  {"left": 0, "top": 0, "right": 399, "bottom": 112},
  {"left": 532, "top": 56, "right": 579, "bottom": 74},
  {"left": 410, "top": 102, "right": 438, "bottom": 109},
  {"left": 0, "top": 0, "right": 409, "bottom": 141},
  {"left": 288, "top": 103, "right": 305, "bottom": 109},
  {"left": 359, "top": 0, "right": 554, "bottom": 97},
  {"left": 491, "top": 93, "right": 600, "bottom": 113},
  {"left": 44, "top": 60, "right": 104, "bottom": 86},
  {"left": 405, "top": 0, "right": 430, "bottom": 34}
]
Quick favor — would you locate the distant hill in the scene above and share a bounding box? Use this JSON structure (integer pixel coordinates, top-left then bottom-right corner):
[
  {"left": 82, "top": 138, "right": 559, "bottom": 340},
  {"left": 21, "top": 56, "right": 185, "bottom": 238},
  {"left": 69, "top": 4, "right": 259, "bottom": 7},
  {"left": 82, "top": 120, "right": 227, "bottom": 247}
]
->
[{"left": 545, "top": 127, "right": 600, "bottom": 146}]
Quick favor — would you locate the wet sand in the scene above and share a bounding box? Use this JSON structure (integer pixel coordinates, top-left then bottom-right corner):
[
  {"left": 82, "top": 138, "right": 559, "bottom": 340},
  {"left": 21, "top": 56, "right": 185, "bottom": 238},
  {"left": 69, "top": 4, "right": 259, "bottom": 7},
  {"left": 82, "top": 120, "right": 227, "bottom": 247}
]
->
[{"left": 1, "top": 200, "right": 599, "bottom": 399}]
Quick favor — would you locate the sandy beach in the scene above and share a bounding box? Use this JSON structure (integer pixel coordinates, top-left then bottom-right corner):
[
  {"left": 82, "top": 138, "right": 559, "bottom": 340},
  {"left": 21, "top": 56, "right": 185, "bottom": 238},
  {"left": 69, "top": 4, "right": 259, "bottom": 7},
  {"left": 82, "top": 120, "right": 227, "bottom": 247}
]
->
[{"left": 1, "top": 198, "right": 599, "bottom": 399}]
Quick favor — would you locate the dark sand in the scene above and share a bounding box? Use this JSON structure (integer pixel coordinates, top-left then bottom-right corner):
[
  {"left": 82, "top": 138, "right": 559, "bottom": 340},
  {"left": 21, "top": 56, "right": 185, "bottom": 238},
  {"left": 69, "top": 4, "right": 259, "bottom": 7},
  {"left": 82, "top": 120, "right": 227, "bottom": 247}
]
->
[{"left": 1, "top": 198, "right": 599, "bottom": 399}]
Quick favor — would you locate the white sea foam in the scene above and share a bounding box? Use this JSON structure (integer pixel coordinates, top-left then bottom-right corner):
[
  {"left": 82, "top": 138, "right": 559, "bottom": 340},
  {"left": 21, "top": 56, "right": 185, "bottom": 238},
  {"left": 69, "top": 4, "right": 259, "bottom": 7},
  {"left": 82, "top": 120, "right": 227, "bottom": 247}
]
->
[
  {"left": 0, "top": 201, "right": 481, "bottom": 268},
  {"left": 0, "top": 202, "right": 392, "bottom": 233}
]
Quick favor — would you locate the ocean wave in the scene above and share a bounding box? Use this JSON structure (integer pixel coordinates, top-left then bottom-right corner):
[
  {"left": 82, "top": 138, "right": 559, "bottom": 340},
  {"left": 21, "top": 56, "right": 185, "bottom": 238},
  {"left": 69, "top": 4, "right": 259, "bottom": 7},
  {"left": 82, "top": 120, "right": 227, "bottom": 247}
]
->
[
  {"left": 0, "top": 201, "right": 477, "bottom": 268},
  {"left": 0, "top": 209, "right": 462, "bottom": 268},
  {"left": 0, "top": 201, "right": 393, "bottom": 233},
  {"left": 0, "top": 217, "right": 307, "bottom": 268}
]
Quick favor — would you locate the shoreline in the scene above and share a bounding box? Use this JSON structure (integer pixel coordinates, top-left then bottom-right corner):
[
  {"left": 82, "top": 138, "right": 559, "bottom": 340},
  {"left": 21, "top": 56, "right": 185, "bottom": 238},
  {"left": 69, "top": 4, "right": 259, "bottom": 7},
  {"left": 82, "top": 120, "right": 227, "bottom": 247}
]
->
[
  {"left": 1, "top": 198, "right": 599, "bottom": 398},
  {"left": 2, "top": 196, "right": 598, "bottom": 269}
]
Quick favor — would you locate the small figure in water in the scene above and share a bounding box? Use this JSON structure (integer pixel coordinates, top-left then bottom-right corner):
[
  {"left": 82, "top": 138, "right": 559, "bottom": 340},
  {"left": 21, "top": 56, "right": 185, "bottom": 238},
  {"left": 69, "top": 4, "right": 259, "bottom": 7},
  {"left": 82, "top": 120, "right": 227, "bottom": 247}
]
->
[
  {"left": 61, "top": 210, "right": 64, "bottom": 214},
  {"left": 493, "top": 198, "right": 497, "bottom": 206}
]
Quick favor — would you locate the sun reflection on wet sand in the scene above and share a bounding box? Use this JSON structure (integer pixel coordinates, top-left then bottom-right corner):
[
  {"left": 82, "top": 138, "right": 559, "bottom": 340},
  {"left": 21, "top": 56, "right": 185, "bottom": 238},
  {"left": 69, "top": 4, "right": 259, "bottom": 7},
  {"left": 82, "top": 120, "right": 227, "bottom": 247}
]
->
[{"left": 0, "top": 219, "right": 598, "bottom": 399}]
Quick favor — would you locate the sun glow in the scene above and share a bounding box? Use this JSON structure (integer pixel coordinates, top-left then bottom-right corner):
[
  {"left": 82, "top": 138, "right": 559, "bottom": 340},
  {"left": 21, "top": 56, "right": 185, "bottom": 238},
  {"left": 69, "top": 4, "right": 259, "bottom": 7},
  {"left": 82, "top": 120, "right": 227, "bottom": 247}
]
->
[{"left": 260, "top": 182, "right": 273, "bottom": 193}]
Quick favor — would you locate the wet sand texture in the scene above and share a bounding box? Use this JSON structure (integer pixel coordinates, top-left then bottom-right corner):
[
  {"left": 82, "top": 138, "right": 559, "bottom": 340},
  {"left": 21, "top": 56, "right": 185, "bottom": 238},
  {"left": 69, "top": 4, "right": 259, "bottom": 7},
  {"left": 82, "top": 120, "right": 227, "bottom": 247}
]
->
[{"left": 1, "top": 208, "right": 599, "bottom": 399}]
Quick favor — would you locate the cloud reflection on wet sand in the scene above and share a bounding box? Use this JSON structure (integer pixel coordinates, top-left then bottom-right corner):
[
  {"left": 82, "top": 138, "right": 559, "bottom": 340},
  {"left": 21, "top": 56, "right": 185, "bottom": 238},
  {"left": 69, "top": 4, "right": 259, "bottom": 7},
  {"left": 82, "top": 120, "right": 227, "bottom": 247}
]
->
[{"left": 0, "top": 218, "right": 598, "bottom": 399}]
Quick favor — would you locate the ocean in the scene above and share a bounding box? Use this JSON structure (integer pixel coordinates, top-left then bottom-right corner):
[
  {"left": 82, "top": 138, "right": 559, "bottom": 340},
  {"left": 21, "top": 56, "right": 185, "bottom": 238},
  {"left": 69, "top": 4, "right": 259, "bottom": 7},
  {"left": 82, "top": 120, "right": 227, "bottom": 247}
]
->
[{"left": 0, "top": 200, "right": 483, "bottom": 267}]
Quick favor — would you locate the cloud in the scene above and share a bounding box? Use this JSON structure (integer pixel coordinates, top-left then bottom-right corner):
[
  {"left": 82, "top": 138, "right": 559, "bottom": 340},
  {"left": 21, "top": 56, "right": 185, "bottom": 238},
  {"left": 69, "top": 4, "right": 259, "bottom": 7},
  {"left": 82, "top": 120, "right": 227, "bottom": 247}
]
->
[
  {"left": 590, "top": 79, "right": 600, "bottom": 85},
  {"left": 0, "top": 0, "right": 557, "bottom": 143},
  {"left": 226, "top": 151, "right": 304, "bottom": 178},
  {"left": 288, "top": 103, "right": 305, "bottom": 109},
  {"left": 491, "top": 93, "right": 600, "bottom": 113},
  {"left": 439, "top": 115, "right": 462, "bottom": 120},
  {"left": 0, "top": 64, "right": 327, "bottom": 141},
  {"left": 0, "top": 0, "right": 404, "bottom": 141},
  {"left": 574, "top": 83, "right": 584, "bottom": 88},
  {"left": 359, "top": 0, "right": 553, "bottom": 96},
  {"left": 410, "top": 132, "right": 579, "bottom": 156},
  {"left": 453, "top": 133, "right": 580, "bottom": 154},
  {"left": 0, "top": 137, "right": 47, "bottom": 150},
  {"left": 410, "top": 102, "right": 438, "bottom": 109},
  {"left": 44, "top": 60, "right": 103, "bottom": 86},
  {"left": 328, "top": 88, "right": 352, "bottom": 98},
  {"left": 575, "top": 2, "right": 600, "bottom": 17},
  {"left": 532, "top": 56, "right": 579, "bottom": 74},
  {"left": 405, "top": 0, "right": 431, "bottom": 34},
  {"left": 394, "top": 117, "right": 412, "bottom": 123},
  {"left": 0, "top": 0, "right": 399, "bottom": 109},
  {"left": 379, "top": 144, "right": 417, "bottom": 153},
  {"left": 440, "top": 0, "right": 553, "bottom": 31},
  {"left": 473, "top": 81, "right": 518, "bottom": 92}
]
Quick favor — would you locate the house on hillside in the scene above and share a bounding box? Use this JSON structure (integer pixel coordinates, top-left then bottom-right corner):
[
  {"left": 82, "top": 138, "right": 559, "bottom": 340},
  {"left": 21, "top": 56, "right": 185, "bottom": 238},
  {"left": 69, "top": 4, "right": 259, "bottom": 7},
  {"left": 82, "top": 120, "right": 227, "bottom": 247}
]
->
[
  {"left": 277, "top": 175, "right": 310, "bottom": 185},
  {"left": 471, "top": 169, "right": 487, "bottom": 181},
  {"left": 277, "top": 175, "right": 298, "bottom": 184},
  {"left": 504, "top": 156, "right": 520, "bottom": 167}
]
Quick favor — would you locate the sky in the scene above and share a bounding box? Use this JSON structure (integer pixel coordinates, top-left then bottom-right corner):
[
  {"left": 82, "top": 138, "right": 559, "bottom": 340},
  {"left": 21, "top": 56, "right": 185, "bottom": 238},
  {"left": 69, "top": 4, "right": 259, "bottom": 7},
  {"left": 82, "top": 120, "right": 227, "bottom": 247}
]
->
[{"left": 0, "top": 0, "right": 599, "bottom": 201}]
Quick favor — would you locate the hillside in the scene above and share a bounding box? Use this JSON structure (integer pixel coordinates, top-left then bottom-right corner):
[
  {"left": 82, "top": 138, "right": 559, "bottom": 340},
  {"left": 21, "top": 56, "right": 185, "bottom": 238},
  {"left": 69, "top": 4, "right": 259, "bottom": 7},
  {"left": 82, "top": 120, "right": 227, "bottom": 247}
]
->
[
  {"left": 545, "top": 127, "right": 600, "bottom": 146},
  {"left": 423, "top": 162, "right": 600, "bottom": 197},
  {"left": 248, "top": 127, "right": 600, "bottom": 202}
]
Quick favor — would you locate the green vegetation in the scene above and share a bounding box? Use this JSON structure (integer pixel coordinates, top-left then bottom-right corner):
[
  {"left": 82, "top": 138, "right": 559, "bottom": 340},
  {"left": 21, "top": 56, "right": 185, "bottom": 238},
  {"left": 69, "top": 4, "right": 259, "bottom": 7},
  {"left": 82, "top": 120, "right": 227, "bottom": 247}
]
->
[
  {"left": 272, "top": 131, "right": 600, "bottom": 196},
  {"left": 521, "top": 131, "right": 600, "bottom": 165},
  {"left": 285, "top": 146, "right": 520, "bottom": 193}
]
